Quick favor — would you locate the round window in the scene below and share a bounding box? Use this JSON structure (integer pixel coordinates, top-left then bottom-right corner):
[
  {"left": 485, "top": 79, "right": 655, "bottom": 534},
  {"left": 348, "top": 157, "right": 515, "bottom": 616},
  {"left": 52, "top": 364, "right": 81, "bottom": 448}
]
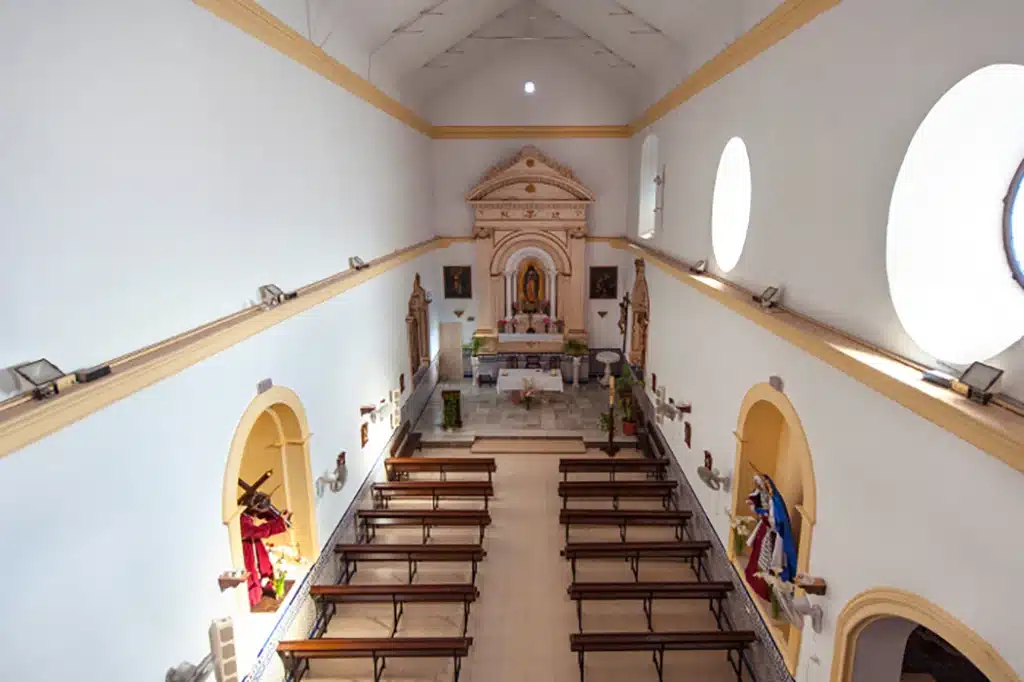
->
[
  {"left": 886, "top": 64, "right": 1024, "bottom": 364},
  {"left": 1005, "top": 158, "right": 1024, "bottom": 288},
  {"left": 711, "top": 137, "right": 752, "bottom": 273}
]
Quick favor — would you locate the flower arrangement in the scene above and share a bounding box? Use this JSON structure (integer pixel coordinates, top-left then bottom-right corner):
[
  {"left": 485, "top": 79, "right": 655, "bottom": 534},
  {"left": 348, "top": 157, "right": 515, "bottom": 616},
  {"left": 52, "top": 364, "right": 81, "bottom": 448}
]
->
[
  {"left": 728, "top": 514, "right": 757, "bottom": 556},
  {"left": 521, "top": 378, "right": 537, "bottom": 410},
  {"left": 498, "top": 318, "right": 508, "bottom": 332},
  {"left": 543, "top": 316, "right": 552, "bottom": 332},
  {"left": 755, "top": 570, "right": 795, "bottom": 621}
]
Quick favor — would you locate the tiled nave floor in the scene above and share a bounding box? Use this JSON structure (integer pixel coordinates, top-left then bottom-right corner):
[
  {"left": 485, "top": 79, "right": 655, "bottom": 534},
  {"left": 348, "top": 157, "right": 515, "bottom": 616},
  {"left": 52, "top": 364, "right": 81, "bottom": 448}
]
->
[{"left": 305, "top": 448, "right": 737, "bottom": 682}]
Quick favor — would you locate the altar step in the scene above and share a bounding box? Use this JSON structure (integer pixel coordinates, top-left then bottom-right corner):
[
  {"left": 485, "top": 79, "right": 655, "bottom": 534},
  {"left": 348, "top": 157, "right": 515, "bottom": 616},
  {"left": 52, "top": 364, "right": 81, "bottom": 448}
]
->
[{"left": 469, "top": 436, "right": 587, "bottom": 455}]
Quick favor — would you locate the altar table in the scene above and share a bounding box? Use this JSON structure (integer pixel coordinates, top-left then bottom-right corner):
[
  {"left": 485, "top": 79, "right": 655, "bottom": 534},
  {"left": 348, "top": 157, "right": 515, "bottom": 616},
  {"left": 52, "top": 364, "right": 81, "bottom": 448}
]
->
[{"left": 496, "top": 368, "right": 564, "bottom": 393}]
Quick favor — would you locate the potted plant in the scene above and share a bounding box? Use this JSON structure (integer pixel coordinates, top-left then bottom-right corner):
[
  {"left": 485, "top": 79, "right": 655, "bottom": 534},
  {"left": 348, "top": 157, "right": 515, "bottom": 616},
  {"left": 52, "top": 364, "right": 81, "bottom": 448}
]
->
[
  {"left": 619, "top": 394, "right": 637, "bottom": 436},
  {"left": 442, "top": 391, "right": 461, "bottom": 430},
  {"left": 561, "top": 339, "right": 589, "bottom": 384},
  {"left": 599, "top": 412, "right": 614, "bottom": 434}
]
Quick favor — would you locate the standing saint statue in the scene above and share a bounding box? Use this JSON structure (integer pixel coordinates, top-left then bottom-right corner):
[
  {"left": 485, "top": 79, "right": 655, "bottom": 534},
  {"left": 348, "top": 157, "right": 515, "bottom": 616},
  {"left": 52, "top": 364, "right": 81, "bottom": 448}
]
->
[
  {"left": 240, "top": 494, "right": 291, "bottom": 607},
  {"left": 522, "top": 265, "right": 541, "bottom": 312},
  {"left": 743, "top": 474, "right": 798, "bottom": 601}
]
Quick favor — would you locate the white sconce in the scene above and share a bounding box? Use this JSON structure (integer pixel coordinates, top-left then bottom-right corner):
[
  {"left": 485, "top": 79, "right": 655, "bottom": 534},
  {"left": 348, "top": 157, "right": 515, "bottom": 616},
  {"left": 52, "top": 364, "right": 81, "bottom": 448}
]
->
[
  {"left": 697, "top": 450, "right": 730, "bottom": 491},
  {"left": 315, "top": 452, "right": 347, "bottom": 498}
]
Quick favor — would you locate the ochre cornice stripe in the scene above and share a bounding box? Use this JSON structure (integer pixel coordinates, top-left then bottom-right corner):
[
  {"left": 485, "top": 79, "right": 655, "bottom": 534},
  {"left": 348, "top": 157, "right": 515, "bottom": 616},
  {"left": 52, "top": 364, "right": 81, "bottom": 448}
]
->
[
  {"left": 0, "top": 237, "right": 454, "bottom": 460},
  {"left": 432, "top": 126, "right": 632, "bottom": 140},
  {"left": 192, "top": 0, "right": 433, "bottom": 135},
  {"left": 611, "top": 238, "right": 1024, "bottom": 475},
  {"left": 628, "top": 0, "right": 842, "bottom": 133}
]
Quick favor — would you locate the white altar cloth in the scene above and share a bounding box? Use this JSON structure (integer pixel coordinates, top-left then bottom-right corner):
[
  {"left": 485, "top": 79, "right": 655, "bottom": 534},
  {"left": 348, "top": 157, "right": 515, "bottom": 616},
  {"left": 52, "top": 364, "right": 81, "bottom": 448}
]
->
[
  {"left": 497, "top": 333, "right": 563, "bottom": 343},
  {"left": 496, "top": 368, "right": 564, "bottom": 393}
]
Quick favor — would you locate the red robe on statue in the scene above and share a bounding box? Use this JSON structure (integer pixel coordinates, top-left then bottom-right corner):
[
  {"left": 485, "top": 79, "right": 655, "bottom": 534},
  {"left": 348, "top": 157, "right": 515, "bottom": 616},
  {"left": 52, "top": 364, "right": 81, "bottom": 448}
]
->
[
  {"left": 744, "top": 519, "right": 773, "bottom": 601},
  {"left": 240, "top": 510, "right": 288, "bottom": 607}
]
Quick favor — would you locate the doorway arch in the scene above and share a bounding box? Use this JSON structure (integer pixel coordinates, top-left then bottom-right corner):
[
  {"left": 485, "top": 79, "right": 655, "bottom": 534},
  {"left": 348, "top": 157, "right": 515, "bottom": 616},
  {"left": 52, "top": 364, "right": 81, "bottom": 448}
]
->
[
  {"left": 223, "top": 386, "right": 317, "bottom": 603},
  {"left": 727, "top": 381, "right": 817, "bottom": 675},
  {"left": 830, "top": 587, "right": 1019, "bottom": 682}
]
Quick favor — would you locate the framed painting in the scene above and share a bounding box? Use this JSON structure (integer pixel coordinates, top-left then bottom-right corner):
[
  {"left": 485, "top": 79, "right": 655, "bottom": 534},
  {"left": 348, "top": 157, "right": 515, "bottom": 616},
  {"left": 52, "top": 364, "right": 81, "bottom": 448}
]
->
[
  {"left": 589, "top": 266, "right": 618, "bottom": 299},
  {"left": 444, "top": 266, "right": 472, "bottom": 299}
]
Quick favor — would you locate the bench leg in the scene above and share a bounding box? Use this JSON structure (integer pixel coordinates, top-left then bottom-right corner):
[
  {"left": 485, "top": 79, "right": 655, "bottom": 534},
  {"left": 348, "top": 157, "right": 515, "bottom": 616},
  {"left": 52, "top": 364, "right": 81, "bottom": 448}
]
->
[
  {"left": 462, "top": 599, "right": 472, "bottom": 636},
  {"left": 562, "top": 496, "right": 567, "bottom": 511},
  {"left": 471, "top": 559, "right": 479, "bottom": 585},
  {"left": 422, "top": 523, "right": 432, "bottom": 544},
  {"left": 337, "top": 555, "right": 354, "bottom": 584},
  {"left": 577, "top": 650, "right": 586, "bottom": 682},
  {"left": 571, "top": 557, "right": 578, "bottom": 582},
  {"left": 565, "top": 522, "right": 570, "bottom": 544},
  {"left": 651, "top": 648, "right": 665, "bottom": 682},
  {"left": 391, "top": 596, "right": 404, "bottom": 637},
  {"left": 696, "top": 555, "right": 707, "bottom": 582},
  {"left": 372, "top": 653, "right": 387, "bottom": 682},
  {"left": 609, "top": 470, "right": 615, "bottom": 482},
  {"left": 452, "top": 654, "right": 463, "bottom": 682},
  {"left": 484, "top": 494, "right": 490, "bottom": 511},
  {"left": 440, "top": 467, "right": 447, "bottom": 482},
  {"left": 478, "top": 523, "right": 485, "bottom": 544},
  {"left": 629, "top": 555, "right": 640, "bottom": 582},
  {"left": 576, "top": 597, "right": 583, "bottom": 632},
  {"left": 408, "top": 558, "right": 418, "bottom": 583},
  {"left": 619, "top": 522, "right": 627, "bottom": 542},
  {"left": 727, "top": 647, "right": 747, "bottom": 682},
  {"left": 675, "top": 523, "right": 683, "bottom": 541},
  {"left": 433, "top": 493, "right": 440, "bottom": 511},
  {"left": 642, "top": 597, "right": 653, "bottom": 632},
  {"left": 612, "top": 495, "right": 620, "bottom": 511}
]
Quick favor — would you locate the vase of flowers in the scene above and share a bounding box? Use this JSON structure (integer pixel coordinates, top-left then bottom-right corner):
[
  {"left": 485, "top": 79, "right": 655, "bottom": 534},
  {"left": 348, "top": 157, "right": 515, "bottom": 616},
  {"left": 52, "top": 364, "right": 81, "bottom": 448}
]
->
[
  {"left": 521, "top": 378, "right": 537, "bottom": 410},
  {"left": 498, "top": 318, "right": 507, "bottom": 333},
  {"left": 729, "top": 515, "right": 756, "bottom": 557},
  {"left": 543, "top": 316, "right": 551, "bottom": 333}
]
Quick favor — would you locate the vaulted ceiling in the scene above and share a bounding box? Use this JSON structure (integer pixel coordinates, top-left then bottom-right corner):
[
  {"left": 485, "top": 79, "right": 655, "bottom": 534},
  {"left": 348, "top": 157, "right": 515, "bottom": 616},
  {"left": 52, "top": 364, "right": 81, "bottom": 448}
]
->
[{"left": 257, "top": 0, "right": 784, "bottom": 118}]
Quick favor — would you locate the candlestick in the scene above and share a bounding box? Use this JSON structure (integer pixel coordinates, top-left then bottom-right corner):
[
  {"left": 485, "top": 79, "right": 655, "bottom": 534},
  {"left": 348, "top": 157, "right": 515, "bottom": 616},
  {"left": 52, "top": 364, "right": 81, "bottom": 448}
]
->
[{"left": 609, "top": 376, "right": 615, "bottom": 406}]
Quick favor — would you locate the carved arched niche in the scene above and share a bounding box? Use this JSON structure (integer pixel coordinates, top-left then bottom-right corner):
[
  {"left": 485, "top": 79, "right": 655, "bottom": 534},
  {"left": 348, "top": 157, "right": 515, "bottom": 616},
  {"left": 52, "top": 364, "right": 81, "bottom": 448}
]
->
[
  {"left": 406, "top": 273, "right": 430, "bottom": 381},
  {"left": 831, "top": 588, "right": 1020, "bottom": 682},
  {"left": 727, "top": 382, "right": 817, "bottom": 675},
  {"left": 467, "top": 146, "right": 594, "bottom": 346},
  {"left": 223, "top": 386, "right": 317, "bottom": 611}
]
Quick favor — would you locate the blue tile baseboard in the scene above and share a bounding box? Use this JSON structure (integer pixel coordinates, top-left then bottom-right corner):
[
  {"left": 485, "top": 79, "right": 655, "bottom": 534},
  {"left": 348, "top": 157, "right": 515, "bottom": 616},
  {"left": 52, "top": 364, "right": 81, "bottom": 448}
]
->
[{"left": 243, "top": 355, "right": 441, "bottom": 682}]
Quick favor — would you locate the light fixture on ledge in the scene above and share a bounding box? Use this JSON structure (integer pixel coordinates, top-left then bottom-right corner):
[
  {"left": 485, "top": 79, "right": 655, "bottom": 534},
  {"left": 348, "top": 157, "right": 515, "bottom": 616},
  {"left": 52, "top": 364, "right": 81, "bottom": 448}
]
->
[
  {"left": 349, "top": 256, "right": 369, "bottom": 271},
  {"left": 696, "top": 450, "right": 729, "bottom": 491},
  {"left": 258, "top": 284, "right": 291, "bottom": 308},
  {"left": 597, "top": 310, "right": 608, "bottom": 318},
  {"left": 753, "top": 285, "right": 781, "bottom": 310},
  {"left": 14, "top": 358, "right": 65, "bottom": 400},
  {"left": 454, "top": 309, "right": 465, "bottom": 318},
  {"left": 315, "top": 452, "right": 347, "bottom": 498},
  {"left": 689, "top": 260, "right": 707, "bottom": 275},
  {"left": 954, "top": 361, "right": 1003, "bottom": 405}
]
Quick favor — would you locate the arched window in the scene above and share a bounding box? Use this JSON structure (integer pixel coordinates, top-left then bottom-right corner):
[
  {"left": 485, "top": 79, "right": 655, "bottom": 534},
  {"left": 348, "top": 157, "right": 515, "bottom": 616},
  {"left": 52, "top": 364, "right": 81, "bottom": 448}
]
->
[
  {"left": 637, "top": 134, "right": 660, "bottom": 240},
  {"left": 1005, "top": 157, "right": 1024, "bottom": 289}
]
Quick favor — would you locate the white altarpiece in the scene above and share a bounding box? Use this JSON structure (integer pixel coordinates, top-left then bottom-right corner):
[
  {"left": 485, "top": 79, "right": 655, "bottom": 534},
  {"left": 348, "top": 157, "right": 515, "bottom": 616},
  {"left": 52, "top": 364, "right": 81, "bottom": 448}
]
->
[{"left": 466, "top": 146, "right": 594, "bottom": 353}]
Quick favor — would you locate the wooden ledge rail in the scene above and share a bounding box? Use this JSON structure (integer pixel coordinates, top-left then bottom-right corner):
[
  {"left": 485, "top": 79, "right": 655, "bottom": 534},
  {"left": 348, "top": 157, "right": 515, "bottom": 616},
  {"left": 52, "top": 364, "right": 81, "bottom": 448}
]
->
[
  {"left": 0, "top": 236, "right": 452, "bottom": 460},
  {"left": 610, "top": 238, "right": 1024, "bottom": 475}
]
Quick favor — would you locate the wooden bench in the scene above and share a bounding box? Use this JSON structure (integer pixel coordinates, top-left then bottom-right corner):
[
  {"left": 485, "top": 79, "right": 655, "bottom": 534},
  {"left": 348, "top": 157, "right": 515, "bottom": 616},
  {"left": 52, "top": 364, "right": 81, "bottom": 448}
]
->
[
  {"left": 568, "top": 581, "right": 733, "bottom": 632},
  {"left": 371, "top": 480, "right": 494, "bottom": 510},
  {"left": 310, "top": 583, "right": 479, "bottom": 638},
  {"left": 559, "top": 458, "right": 668, "bottom": 481},
  {"left": 570, "top": 631, "right": 756, "bottom": 682},
  {"left": 278, "top": 636, "right": 472, "bottom": 682},
  {"left": 559, "top": 509, "right": 692, "bottom": 543},
  {"left": 560, "top": 540, "right": 711, "bottom": 582},
  {"left": 357, "top": 509, "right": 492, "bottom": 544},
  {"left": 386, "top": 456, "right": 497, "bottom": 482},
  {"left": 335, "top": 543, "right": 487, "bottom": 584},
  {"left": 557, "top": 480, "right": 677, "bottom": 510}
]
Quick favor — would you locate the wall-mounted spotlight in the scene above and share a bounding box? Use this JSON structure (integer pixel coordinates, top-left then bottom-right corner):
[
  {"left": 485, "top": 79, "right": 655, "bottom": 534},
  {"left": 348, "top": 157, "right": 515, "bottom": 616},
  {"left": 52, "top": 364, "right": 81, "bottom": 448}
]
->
[
  {"left": 349, "top": 256, "right": 369, "bottom": 271},
  {"left": 697, "top": 450, "right": 730, "bottom": 491},
  {"left": 689, "top": 260, "right": 707, "bottom": 275},
  {"left": 953, "top": 362, "right": 1003, "bottom": 405},
  {"left": 753, "top": 286, "right": 781, "bottom": 310},
  {"left": 258, "top": 284, "right": 295, "bottom": 308},
  {"left": 14, "top": 359, "right": 65, "bottom": 400},
  {"left": 315, "top": 452, "right": 347, "bottom": 498}
]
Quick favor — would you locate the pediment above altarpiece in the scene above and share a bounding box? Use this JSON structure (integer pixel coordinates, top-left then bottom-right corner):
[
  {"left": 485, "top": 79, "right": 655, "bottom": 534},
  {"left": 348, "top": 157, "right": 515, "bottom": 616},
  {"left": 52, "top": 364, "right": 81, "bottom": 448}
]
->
[{"left": 466, "top": 146, "right": 594, "bottom": 225}]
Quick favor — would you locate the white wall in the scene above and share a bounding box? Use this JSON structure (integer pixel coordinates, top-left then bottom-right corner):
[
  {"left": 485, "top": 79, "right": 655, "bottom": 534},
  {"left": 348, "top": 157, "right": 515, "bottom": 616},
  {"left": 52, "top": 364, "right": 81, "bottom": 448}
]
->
[
  {"left": 432, "top": 138, "right": 629, "bottom": 238},
  {"left": 628, "top": 0, "right": 1024, "bottom": 399},
  {"left": 0, "top": 254, "right": 441, "bottom": 682},
  {"left": 0, "top": 0, "right": 433, "bottom": 379},
  {"left": 644, "top": 266, "right": 1024, "bottom": 679},
  {"left": 585, "top": 243, "right": 632, "bottom": 350},
  {"left": 424, "top": 42, "right": 633, "bottom": 126}
]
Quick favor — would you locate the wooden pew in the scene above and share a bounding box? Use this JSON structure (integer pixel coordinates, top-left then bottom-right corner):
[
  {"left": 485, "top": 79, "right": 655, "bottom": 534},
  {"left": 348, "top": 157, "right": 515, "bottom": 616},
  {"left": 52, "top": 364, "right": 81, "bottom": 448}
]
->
[
  {"left": 310, "top": 583, "right": 479, "bottom": 638},
  {"left": 559, "top": 457, "right": 668, "bottom": 481},
  {"left": 557, "top": 480, "right": 677, "bottom": 510},
  {"left": 278, "top": 636, "right": 472, "bottom": 682},
  {"left": 357, "top": 509, "right": 492, "bottom": 544},
  {"left": 568, "top": 581, "right": 733, "bottom": 632},
  {"left": 570, "top": 631, "right": 756, "bottom": 682},
  {"left": 560, "top": 540, "right": 711, "bottom": 582},
  {"left": 371, "top": 480, "right": 494, "bottom": 510},
  {"left": 559, "top": 509, "right": 692, "bottom": 543},
  {"left": 335, "top": 543, "right": 487, "bottom": 585},
  {"left": 386, "top": 456, "right": 497, "bottom": 482}
]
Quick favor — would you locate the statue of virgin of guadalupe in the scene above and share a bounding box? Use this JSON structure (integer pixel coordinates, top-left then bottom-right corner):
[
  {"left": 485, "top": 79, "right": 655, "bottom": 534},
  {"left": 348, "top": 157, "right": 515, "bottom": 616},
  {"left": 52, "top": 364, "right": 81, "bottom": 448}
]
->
[{"left": 743, "top": 474, "right": 798, "bottom": 601}]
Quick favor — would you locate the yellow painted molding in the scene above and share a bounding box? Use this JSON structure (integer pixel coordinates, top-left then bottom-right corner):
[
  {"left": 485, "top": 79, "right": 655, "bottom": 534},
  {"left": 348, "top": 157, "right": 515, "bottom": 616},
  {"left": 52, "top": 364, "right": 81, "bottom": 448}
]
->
[
  {"left": 612, "top": 239, "right": 1024, "bottom": 474},
  {"left": 192, "top": 0, "right": 433, "bottom": 136},
  {"left": 629, "top": 0, "right": 843, "bottom": 133},
  {"left": 431, "top": 126, "right": 632, "bottom": 140},
  {"left": 0, "top": 237, "right": 454, "bottom": 460},
  {"left": 830, "top": 588, "right": 1021, "bottom": 682}
]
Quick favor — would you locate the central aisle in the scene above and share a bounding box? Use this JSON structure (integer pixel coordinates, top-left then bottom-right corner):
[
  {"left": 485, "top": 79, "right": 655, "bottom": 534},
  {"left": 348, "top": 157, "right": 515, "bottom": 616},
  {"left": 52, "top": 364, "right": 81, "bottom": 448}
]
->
[{"left": 458, "top": 451, "right": 578, "bottom": 681}]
